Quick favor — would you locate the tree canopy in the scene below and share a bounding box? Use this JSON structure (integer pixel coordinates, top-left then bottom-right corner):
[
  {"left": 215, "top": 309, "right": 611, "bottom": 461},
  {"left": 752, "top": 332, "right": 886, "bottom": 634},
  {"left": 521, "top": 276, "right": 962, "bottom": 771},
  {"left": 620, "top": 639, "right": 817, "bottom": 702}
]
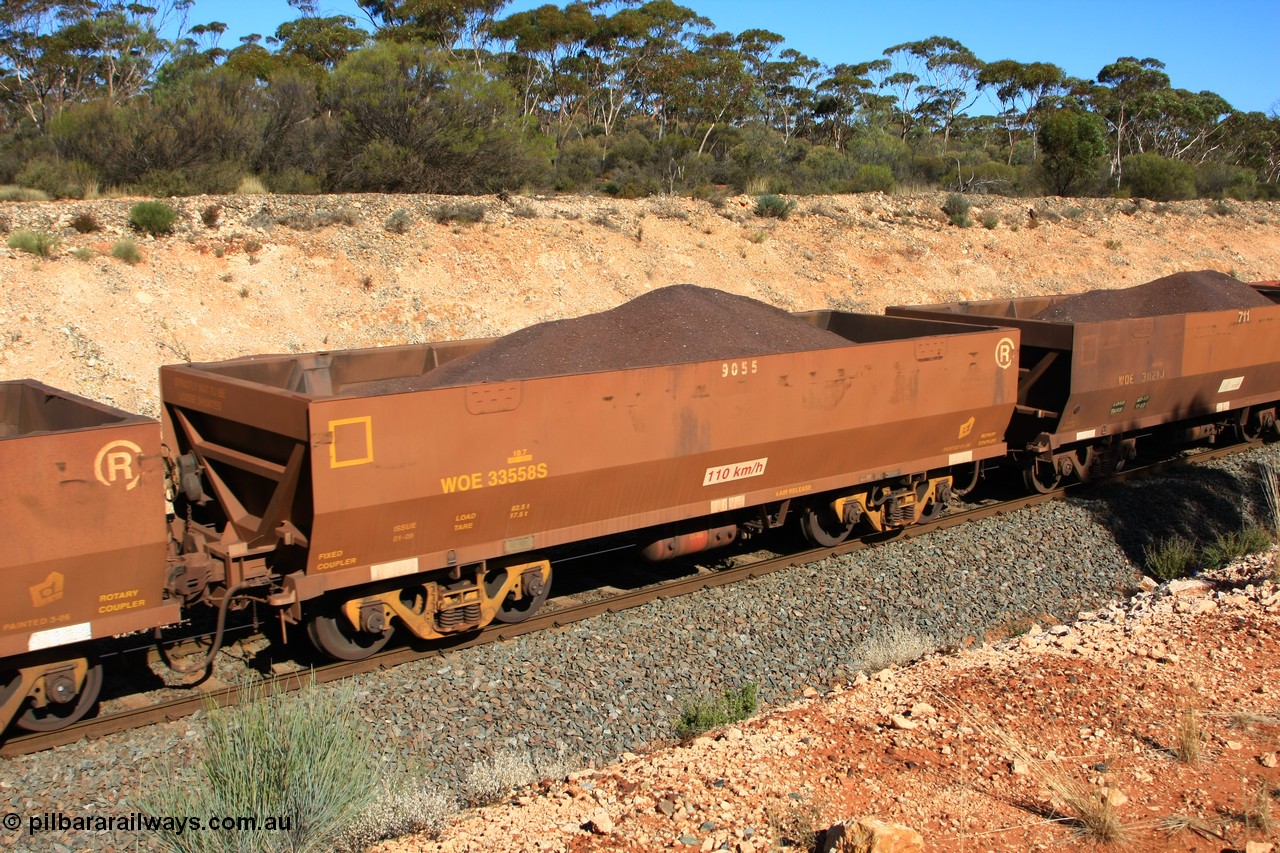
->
[{"left": 1, "top": 0, "right": 1276, "bottom": 201}]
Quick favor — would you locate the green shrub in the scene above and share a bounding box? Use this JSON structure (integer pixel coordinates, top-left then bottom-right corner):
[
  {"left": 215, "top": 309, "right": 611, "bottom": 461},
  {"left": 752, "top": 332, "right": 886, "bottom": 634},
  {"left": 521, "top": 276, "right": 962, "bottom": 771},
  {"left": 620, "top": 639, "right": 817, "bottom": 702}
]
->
[
  {"left": 71, "top": 246, "right": 94, "bottom": 262},
  {"left": 1122, "top": 153, "right": 1196, "bottom": 201},
  {"left": 673, "top": 682, "right": 758, "bottom": 741},
  {"left": 0, "top": 185, "right": 51, "bottom": 202},
  {"left": 15, "top": 156, "right": 97, "bottom": 199},
  {"left": 1202, "top": 525, "right": 1273, "bottom": 568},
  {"left": 1196, "top": 162, "right": 1257, "bottom": 200},
  {"left": 129, "top": 201, "right": 178, "bottom": 236},
  {"left": 7, "top": 230, "right": 60, "bottom": 258},
  {"left": 754, "top": 194, "right": 795, "bottom": 219},
  {"left": 270, "top": 167, "right": 323, "bottom": 195},
  {"left": 430, "top": 201, "right": 486, "bottom": 224},
  {"left": 982, "top": 212, "right": 1000, "bottom": 229},
  {"left": 111, "top": 238, "right": 141, "bottom": 264},
  {"left": 138, "top": 679, "right": 380, "bottom": 853},
  {"left": 943, "top": 193, "right": 972, "bottom": 227},
  {"left": 1143, "top": 535, "right": 1199, "bottom": 580},
  {"left": 384, "top": 208, "right": 412, "bottom": 234},
  {"left": 70, "top": 211, "right": 100, "bottom": 233}
]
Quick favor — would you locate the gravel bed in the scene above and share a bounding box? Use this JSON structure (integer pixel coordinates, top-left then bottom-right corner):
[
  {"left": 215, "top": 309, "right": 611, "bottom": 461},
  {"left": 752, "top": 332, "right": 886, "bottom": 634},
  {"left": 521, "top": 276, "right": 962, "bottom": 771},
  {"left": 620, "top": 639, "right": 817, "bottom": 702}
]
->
[{"left": 4, "top": 443, "right": 1280, "bottom": 851}]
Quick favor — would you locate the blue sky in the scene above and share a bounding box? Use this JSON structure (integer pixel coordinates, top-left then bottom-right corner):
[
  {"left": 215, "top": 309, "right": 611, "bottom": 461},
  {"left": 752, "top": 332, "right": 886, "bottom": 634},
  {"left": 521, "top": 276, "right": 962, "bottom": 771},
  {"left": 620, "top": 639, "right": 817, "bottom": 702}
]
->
[{"left": 193, "top": 0, "right": 1279, "bottom": 114}]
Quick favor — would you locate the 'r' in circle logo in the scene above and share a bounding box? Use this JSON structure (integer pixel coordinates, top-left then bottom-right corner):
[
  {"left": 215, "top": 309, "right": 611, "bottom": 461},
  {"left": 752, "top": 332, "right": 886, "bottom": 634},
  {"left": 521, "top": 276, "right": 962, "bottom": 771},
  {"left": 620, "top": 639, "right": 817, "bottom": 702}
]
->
[
  {"left": 995, "top": 337, "right": 1016, "bottom": 370},
  {"left": 95, "top": 440, "right": 142, "bottom": 490}
]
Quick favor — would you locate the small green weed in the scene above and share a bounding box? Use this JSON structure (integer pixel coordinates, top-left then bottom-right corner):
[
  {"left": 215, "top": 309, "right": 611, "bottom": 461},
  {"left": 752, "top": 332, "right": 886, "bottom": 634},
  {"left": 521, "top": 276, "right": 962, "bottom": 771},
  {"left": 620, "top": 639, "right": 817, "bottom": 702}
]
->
[
  {"left": 7, "top": 230, "right": 59, "bottom": 258},
  {"left": 754, "top": 194, "right": 796, "bottom": 219},
  {"left": 128, "top": 201, "right": 178, "bottom": 236},
  {"left": 981, "top": 212, "right": 999, "bottom": 229},
  {"left": 1202, "top": 525, "right": 1273, "bottom": 568},
  {"left": 384, "top": 208, "right": 412, "bottom": 234},
  {"left": 137, "top": 678, "right": 380, "bottom": 852},
  {"left": 111, "top": 238, "right": 141, "bottom": 264},
  {"left": 1105, "top": 238, "right": 1123, "bottom": 251},
  {"left": 1143, "top": 535, "right": 1199, "bottom": 580},
  {"left": 943, "top": 193, "right": 972, "bottom": 227},
  {"left": 673, "top": 682, "right": 758, "bottom": 741},
  {"left": 71, "top": 246, "right": 94, "bottom": 262},
  {"left": 430, "top": 201, "right": 486, "bottom": 225}
]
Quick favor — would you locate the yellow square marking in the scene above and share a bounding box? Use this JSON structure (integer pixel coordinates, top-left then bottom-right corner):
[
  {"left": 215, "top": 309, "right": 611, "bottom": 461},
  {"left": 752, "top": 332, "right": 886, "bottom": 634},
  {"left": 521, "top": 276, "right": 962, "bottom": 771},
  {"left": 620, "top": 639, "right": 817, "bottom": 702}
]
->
[{"left": 329, "top": 416, "right": 374, "bottom": 468}]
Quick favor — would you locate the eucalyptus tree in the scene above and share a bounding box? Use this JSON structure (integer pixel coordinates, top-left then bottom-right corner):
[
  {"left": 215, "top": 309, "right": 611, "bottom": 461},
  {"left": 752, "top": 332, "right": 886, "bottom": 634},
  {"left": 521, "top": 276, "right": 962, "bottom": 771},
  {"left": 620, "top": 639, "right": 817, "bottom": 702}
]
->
[
  {"left": 271, "top": 0, "right": 369, "bottom": 72},
  {"left": 0, "top": 0, "right": 192, "bottom": 132},
  {"left": 882, "top": 35, "right": 983, "bottom": 150},
  {"left": 357, "top": 0, "right": 509, "bottom": 62},
  {"left": 978, "top": 59, "right": 1065, "bottom": 162},
  {"left": 760, "top": 47, "right": 821, "bottom": 143},
  {"left": 1128, "top": 88, "right": 1233, "bottom": 164},
  {"left": 1091, "top": 56, "right": 1171, "bottom": 184},
  {"left": 812, "top": 60, "right": 887, "bottom": 150},
  {"left": 490, "top": 2, "right": 595, "bottom": 141}
]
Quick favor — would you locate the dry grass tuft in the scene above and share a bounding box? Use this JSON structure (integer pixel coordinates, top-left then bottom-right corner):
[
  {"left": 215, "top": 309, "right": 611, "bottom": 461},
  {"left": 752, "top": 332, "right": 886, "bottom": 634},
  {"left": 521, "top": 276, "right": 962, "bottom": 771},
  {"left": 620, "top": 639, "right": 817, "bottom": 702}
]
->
[
  {"left": 1160, "top": 812, "right": 1226, "bottom": 841},
  {"left": 1245, "top": 778, "right": 1275, "bottom": 836},
  {"left": 1173, "top": 707, "right": 1203, "bottom": 765},
  {"left": 940, "top": 697, "right": 1129, "bottom": 844},
  {"left": 1038, "top": 765, "right": 1129, "bottom": 843}
]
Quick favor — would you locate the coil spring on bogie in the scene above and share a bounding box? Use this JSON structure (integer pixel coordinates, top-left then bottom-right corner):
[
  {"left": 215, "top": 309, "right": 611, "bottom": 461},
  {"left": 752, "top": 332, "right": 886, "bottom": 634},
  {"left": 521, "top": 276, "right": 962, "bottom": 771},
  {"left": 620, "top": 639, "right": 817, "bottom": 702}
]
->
[
  {"left": 435, "top": 602, "right": 482, "bottom": 631},
  {"left": 884, "top": 498, "right": 910, "bottom": 527}
]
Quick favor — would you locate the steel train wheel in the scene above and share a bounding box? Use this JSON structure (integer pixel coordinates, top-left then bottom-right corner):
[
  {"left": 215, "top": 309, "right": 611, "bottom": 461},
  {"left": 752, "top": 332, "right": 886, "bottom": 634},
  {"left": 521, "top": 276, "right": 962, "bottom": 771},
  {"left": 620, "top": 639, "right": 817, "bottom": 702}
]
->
[
  {"left": 306, "top": 603, "right": 393, "bottom": 661},
  {"left": 1022, "top": 457, "right": 1061, "bottom": 494},
  {"left": 4, "top": 660, "right": 105, "bottom": 733},
  {"left": 798, "top": 506, "right": 855, "bottom": 547},
  {"left": 950, "top": 461, "right": 982, "bottom": 498},
  {"left": 485, "top": 565, "right": 553, "bottom": 624}
]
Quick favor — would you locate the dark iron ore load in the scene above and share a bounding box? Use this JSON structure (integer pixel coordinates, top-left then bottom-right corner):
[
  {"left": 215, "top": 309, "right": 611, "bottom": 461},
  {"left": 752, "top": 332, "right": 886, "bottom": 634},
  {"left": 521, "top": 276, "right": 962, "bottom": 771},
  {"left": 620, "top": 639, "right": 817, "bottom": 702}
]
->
[
  {"left": 412, "top": 285, "right": 851, "bottom": 389},
  {"left": 1033, "top": 269, "right": 1272, "bottom": 323}
]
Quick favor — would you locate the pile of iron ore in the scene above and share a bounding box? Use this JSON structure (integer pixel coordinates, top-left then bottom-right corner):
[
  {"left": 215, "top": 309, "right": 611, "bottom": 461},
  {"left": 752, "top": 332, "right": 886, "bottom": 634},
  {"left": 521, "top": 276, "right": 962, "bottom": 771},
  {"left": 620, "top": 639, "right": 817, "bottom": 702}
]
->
[
  {"left": 410, "top": 285, "right": 849, "bottom": 388},
  {"left": 1034, "top": 270, "right": 1272, "bottom": 322}
]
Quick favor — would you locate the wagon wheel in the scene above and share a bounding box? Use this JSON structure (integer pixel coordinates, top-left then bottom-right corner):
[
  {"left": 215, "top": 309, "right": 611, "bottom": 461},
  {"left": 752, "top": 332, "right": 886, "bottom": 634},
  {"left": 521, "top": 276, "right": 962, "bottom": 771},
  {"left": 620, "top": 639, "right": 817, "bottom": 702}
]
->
[
  {"left": 3, "top": 659, "right": 104, "bottom": 733},
  {"left": 950, "top": 460, "right": 982, "bottom": 498},
  {"left": 1237, "top": 407, "right": 1267, "bottom": 442},
  {"left": 485, "top": 565, "right": 553, "bottom": 624},
  {"left": 1022, "top": 457, "right": 1061, "bottom": 494},
  {"left": 917, "top": 498, "right": 945, "bottom": 523},
  {"left": 798, "top": 505, "right": 855, "bottom": 547},
  {"left": 306, "top": 600, "right": 393, "bottom": 661}
]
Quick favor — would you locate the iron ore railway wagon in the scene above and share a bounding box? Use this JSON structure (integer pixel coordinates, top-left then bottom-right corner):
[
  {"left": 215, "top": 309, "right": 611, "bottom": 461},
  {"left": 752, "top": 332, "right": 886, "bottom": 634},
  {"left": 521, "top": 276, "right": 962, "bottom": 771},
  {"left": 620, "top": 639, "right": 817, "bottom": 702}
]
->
[
  {"left": 888, "top": 274, "right": 1280, "bottom": 492},
  {"left": 0, "top": 381, "right": 180, "bottom": 732},
  {"left": 158, "top": 293, "right": 1017, "bottom": 662}
]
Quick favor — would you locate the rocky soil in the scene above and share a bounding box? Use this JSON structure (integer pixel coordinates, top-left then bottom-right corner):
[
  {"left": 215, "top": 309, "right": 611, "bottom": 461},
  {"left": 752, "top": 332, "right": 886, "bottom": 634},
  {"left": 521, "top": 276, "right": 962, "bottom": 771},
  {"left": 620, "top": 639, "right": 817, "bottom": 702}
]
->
[{"left": 1, "top": 191, "right": 1279, "bottom": 853}]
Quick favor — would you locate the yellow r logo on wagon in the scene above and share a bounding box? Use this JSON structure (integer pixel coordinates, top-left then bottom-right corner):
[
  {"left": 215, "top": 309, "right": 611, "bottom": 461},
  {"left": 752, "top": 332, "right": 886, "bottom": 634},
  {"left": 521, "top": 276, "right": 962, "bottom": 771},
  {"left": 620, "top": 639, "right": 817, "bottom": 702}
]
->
[{"left": 95, "top": 440, "right": 142, "bottom": 489}]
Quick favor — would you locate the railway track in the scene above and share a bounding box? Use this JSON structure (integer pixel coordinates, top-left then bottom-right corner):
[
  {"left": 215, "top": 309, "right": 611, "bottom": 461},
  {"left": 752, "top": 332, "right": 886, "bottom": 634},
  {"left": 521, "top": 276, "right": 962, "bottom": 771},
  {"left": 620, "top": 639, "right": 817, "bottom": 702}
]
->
[{"left": 0, "top": 441, "right": 1251, "bottom": 758}]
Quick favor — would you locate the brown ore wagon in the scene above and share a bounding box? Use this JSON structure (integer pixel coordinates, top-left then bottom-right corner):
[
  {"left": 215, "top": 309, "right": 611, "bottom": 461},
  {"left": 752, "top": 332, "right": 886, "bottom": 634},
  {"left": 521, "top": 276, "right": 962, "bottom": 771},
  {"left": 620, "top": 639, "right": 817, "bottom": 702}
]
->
[
  {"left": 0, "top": 380, "right": 179, "bottom": 731},
  {"left": 160, "top": 299, "right": 1017, "bottom": 660},
  {"left": 887, "top": 275, "right": 1280, "bottom": 492}
]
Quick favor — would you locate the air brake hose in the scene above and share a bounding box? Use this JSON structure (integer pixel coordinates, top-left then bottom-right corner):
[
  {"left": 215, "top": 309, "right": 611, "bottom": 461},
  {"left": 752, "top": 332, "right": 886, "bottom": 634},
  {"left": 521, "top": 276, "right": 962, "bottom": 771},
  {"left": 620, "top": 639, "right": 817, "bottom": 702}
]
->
[{"left": 154, "top": 582, "right": 247, "bottom": 675}]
